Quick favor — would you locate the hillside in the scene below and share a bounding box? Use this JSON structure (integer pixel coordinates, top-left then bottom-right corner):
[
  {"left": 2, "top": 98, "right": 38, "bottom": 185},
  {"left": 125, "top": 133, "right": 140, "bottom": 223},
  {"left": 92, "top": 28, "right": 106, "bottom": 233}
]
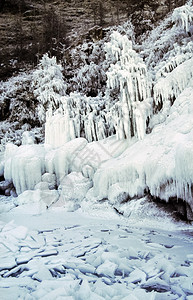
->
[{"left": 0, "top": 0, "right": 185, "bottom": 79}]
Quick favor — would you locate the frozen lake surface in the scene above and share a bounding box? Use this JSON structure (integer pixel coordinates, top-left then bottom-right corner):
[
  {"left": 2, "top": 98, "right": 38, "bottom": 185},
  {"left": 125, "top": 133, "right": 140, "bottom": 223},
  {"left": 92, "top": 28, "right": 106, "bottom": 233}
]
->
[{"left": 0, "top": 196, "right": 193, "bottom": 299}]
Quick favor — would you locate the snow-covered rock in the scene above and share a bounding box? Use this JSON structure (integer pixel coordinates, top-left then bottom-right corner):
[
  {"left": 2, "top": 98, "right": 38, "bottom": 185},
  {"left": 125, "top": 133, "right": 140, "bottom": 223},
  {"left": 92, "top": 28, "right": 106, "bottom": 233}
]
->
[
  {"left": 59, "top": 172, "right": 92, "bottom": 201},
  {"left": 40, "top": 173, "right": 57, "bottom": 190},
  {"left": 16, "top": 189, "right": 59, "bottom": 209},
  {"left": 34, "top": 182, "right": 50, "bottom": 190}
]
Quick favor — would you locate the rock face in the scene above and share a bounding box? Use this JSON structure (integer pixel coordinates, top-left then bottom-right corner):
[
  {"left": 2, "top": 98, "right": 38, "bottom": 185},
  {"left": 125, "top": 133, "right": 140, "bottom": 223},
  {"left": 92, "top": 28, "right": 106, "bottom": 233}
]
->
[{"left": 0, "top": 0, "right": 185, "bottom": 80}]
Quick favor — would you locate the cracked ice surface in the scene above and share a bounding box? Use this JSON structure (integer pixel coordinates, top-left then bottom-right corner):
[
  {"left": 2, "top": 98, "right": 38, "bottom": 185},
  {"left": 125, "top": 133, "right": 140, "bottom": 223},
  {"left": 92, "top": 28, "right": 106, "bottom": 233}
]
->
[{"left": 0, "top": 199, "right": 193, "bottom": 300}]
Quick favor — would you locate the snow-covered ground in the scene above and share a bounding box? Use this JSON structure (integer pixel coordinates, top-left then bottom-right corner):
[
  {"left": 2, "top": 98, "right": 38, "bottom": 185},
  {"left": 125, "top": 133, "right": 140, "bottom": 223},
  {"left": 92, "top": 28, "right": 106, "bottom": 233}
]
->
[{"left": 0, "top": 196, "right": 193, "bottom": 300}]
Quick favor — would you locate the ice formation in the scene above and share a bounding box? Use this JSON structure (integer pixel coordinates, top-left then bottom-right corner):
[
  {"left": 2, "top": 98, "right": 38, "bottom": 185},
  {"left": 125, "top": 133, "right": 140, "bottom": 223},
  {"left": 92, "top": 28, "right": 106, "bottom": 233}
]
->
[
  {"left": 105, "top": 31, "right": 152, "bottom": 140},
  {"left": 45, "top": 105, "right": 76, "bottom": 148},
  {"left": 45, "top": 93, "right": 106, "bottom": 147},
  {"left": 93, "top": 79, "right": 193, "bottom": 211},
  {"left": 45, "top": 138, "right": 88, "bottom": 184},
  {"left": 154, "top": 57, "right": 193, "bottom": 112},
  {"left": 2, "top": 2, "right": 193, "bottom": 215},
  {"left": 4, "top": 144, "right": 45, "bottom": 195},
  {"left": 172, "top": 2, "right": 193, "bottom": 33},
  {"left": 45, "top": 31, "right": 152, "bottom": 146}
]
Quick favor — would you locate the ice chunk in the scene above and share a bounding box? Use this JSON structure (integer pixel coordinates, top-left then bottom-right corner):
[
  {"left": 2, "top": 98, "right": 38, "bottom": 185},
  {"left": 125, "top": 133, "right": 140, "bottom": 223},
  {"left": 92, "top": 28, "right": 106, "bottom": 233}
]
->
[
  {"left": 35, "top": 182, "right": 49, "bottom": 190},
  {"left": 78, "top": 279, "right": 92, "bottom": 299},
  {"left": 141, "top": 277, "right": 170, "bottom": 292},
  {"left": 17, "top": 189, "right": 59, "bottom": 208},
  {"left": 0, "top": 257, "right": 17, "bottom": 271},
  {"left": 41, "top": 173, "right": 56, "bottom": 190},
  {"left": 181, "top": 278, "right": 193, "bottom": 294},
  {"left": 127, "top": 268, "right": 147, "bottom": 284},
  {"left": 9, "top": 225, "right": 28, "bottom": 240},
  {"left": 32, "top": 266, "right": 53, "bottom": 282},
  {"left": 96, "top": 260, "right": 117, "bottom": 277},
  {"left": 58, "top": 172, "right": 92, "bottom": 203}
]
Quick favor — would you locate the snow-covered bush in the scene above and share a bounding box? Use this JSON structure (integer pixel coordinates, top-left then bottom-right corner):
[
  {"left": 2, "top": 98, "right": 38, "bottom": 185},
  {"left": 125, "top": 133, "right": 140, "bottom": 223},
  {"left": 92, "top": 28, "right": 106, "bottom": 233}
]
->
[
  {"left": 67, "top": 41, "right": 107, "bottom": 96},
  {"left": 0, "top": 121, "right": 44, "bottom": 150},
  {"left": 154, "top": 57, "right": 193, "bottom": 113},
  {"left": 75, "top": 62, "right": 106, "bottom": 96},
  {"left": 32, "top": 53, "right": 67, "bottom": 123},
  {"left": 0, "top": 72, "right": 38, "bottom": 125},
  {"left": 0, "top": 72, "right": 42, "bottom": 148}
]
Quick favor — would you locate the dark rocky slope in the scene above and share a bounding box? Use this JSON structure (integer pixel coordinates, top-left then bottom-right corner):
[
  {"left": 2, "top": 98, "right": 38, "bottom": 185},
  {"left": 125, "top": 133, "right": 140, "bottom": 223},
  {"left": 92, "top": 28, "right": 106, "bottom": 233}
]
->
[{"left": 0, "top": 0, "right": 185, "bottom": 80}]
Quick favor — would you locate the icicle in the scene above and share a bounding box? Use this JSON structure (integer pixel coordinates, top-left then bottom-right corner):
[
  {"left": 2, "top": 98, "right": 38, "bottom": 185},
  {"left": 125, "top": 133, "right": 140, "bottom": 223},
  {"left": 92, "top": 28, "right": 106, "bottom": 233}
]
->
[
  {"left": 154, "top": 58, "right": 193, "bottom": 109},
  {"left": 105, "top": 31, "right": 151, "bottom": 141},
  {"left": 172, "top": 4, "right": 193, "bottom": 33}
]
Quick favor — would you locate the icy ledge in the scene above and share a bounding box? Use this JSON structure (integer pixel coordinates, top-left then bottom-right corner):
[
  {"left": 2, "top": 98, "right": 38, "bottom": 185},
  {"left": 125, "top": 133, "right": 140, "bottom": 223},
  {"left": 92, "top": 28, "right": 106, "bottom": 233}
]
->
[
  {"left": 2, "top": 80, "right": 193, "bottom": 217},
  {"left": 94, "top": 79, "right": 193, "bottom": 213}
]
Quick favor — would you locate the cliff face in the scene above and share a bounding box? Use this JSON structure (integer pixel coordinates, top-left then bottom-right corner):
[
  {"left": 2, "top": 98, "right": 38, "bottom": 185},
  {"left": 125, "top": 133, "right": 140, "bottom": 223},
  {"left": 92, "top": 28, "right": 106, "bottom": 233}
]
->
[{"left": 0, "top": 0, "right": 185, "bottom": 80}]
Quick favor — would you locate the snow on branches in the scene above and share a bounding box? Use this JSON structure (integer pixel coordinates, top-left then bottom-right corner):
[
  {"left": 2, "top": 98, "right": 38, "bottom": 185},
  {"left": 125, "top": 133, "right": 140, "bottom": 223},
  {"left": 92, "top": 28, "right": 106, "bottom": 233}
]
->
[{"left": 32, "top": 54, "right": 67, "bottom": 123}]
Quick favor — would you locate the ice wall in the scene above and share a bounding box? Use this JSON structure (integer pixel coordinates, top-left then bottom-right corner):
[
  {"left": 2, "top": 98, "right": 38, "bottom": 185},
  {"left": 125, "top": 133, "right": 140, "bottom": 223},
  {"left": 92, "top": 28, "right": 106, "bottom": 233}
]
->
[
  {"left": 45, "top": 104, "right": 76, "bottom": 148},
  {"left": 3, "top": 138, "right": 89, "bottom": 195},
  {"left": 4, "top": 144, "right": 45, "bottom": 195},
  {"left": 93, "top": 80, "right": 193, "bottom": 210}
]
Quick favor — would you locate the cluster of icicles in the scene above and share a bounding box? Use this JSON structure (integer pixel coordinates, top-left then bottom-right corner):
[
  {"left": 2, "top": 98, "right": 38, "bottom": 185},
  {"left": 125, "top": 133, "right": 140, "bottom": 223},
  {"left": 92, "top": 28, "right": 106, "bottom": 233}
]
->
[
  {"left": 46, "top": 31, "right": 152, "bottom": 147},
  {"left": 45, "top": 4, "right": 193, "bottom": 147}
]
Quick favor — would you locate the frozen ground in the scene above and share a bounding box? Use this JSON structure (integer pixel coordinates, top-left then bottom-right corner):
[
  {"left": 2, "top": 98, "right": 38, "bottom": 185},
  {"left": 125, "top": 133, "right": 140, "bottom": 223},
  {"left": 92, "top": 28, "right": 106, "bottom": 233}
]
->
[{"left": 0, "top": 195, "right": 193, "bottom": 300}]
